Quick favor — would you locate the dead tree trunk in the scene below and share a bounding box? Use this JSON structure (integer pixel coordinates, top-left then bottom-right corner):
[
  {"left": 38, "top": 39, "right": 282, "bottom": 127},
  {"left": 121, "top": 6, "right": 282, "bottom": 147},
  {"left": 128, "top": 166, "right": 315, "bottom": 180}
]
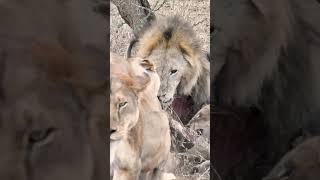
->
[{"left": 110, "top": 0, "right": 155, "bottom": 37}]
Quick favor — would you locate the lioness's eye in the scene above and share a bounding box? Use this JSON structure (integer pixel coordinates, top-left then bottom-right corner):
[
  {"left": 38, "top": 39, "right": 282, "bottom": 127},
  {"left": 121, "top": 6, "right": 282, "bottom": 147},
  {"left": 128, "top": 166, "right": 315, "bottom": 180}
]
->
[
  {"left": 170, "top": 69, "right": 178, "bottom": 75},
  {"left": 29, "top": 128, "right": 56, "bottom": 145},
  {"left": 118, "top": 101, "right": 128, "bottom": 109}
]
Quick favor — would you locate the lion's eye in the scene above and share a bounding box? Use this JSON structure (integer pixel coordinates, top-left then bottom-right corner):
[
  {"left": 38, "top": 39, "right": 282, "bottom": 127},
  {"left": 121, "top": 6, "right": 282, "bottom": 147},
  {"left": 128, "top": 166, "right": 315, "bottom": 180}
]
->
[
  {"left": 29, "top": 128, "right": 56, "bottom": 145},
  {"left": 118, "top": 101, "right": 128, "bottom": 109},
  {"left": 170, "top": 69, "right": 178, "bottom": 75}
]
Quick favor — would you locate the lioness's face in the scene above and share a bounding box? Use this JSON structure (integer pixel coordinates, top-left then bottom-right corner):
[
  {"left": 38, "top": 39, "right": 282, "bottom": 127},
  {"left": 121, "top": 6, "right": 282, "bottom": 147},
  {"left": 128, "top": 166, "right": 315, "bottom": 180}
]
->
[
  {"left": 110, "top": 79, "right": 139, "bottom": 141},
  {"left": 148, "top": 48, "right": 188, "bottom": 109}
]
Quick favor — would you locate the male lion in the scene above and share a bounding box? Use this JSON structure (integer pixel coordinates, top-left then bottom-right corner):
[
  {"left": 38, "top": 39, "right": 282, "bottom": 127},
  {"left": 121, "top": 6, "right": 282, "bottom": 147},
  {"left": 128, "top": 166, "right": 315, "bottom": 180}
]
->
[
  {"left": 134, "top": 16, "right": 210, "bottom": 119},
  {"left": 110, "top": 54, "right": 171, "bottom": 180},
  {"left": 213, "top": 0, "right": 320, "bottom": 179}
]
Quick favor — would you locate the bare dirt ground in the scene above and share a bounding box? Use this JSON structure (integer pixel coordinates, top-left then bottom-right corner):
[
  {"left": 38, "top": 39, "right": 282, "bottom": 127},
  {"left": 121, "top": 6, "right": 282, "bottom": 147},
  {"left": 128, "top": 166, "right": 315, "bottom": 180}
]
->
[{"left": 110, "top": 1, "right": 210, "bottom": 179}]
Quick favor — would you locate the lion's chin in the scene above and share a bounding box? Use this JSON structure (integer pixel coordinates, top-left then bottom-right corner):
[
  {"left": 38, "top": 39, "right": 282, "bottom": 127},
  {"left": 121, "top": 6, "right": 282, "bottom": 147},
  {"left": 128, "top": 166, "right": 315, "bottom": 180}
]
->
[{"left": 160, "top": 98, "right": 173, "bottom": 110}]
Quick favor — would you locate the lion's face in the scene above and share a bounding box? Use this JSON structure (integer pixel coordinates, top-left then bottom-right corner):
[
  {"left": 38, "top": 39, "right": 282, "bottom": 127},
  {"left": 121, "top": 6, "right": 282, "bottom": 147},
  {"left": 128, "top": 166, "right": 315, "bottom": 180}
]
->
[
  {"left": 0, "top": 42, "right": 107, "bottom": 180},
  {"left": 110, "top": 79, "right": 140, "bottom": 141},
  {"left": 149, "top": 47, "right": 189, "bottom": 109},
  {"left": 136, "top": 16, "right": 206, "bottom": 110}
]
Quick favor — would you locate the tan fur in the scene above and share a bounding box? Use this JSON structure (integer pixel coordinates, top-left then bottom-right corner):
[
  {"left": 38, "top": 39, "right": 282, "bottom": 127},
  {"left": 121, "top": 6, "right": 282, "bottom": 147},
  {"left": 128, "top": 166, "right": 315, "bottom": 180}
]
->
[
  {"left": 135, "top": 16, "right": 210, "bottom": 111},
  {"left": 127, "top": 57, "right": 161, "bottom": 110},
  {"left": 110, "top": 54, "right": 171, "bottom": 180}
]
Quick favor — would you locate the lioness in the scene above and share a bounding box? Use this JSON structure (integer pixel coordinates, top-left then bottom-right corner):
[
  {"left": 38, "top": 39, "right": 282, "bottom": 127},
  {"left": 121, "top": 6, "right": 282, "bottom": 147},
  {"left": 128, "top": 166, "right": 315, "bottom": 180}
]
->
[{"left": 110, "top": 54, "right": 171, "bottom": 180}]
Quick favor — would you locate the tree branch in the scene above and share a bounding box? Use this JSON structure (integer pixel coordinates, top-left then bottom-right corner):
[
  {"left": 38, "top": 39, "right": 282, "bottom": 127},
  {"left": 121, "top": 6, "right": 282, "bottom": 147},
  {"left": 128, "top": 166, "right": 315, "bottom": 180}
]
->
[{"left": 111, "top": 0, "right": 155, "bottom": 37}]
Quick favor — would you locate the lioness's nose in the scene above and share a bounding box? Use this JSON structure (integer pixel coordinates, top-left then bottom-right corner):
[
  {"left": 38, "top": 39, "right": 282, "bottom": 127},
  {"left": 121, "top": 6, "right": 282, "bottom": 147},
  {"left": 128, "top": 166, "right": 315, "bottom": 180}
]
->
[{"left": 110, "top": 129, "right": 117, "bottom": 134}]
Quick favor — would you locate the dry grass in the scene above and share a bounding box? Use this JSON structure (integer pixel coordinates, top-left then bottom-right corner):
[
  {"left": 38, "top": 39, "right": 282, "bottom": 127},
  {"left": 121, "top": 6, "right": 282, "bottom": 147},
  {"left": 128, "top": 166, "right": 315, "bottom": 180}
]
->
[{"left": 167, "top": 107, "right": 210, "bottom": 180}]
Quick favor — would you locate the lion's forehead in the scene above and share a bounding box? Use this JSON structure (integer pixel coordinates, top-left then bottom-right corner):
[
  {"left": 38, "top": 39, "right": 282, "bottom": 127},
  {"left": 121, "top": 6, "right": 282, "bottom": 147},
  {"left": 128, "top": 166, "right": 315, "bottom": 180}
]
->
[{"left": 149, "top": 46, "right": 184, "bottom": 61}]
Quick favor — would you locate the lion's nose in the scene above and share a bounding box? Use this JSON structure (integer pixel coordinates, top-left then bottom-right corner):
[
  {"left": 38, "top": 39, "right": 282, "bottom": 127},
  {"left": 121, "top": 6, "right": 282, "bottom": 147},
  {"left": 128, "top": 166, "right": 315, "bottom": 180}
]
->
[{"left": 157, "top": 94, "right": 166, "bottom": 102}]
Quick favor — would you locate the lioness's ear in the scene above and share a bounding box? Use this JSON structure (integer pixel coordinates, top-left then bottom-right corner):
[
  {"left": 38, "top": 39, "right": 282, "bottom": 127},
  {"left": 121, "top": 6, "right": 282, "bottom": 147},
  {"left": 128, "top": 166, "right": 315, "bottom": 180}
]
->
[
  {"left": 140, "top": 59, "right": 155, "bottom": 72},
  {"left": 119, "top": 73, "right": 150, "bottom": 94},
  {"left": 132, "top": 74, "right": 150, "bottom": 93}
]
